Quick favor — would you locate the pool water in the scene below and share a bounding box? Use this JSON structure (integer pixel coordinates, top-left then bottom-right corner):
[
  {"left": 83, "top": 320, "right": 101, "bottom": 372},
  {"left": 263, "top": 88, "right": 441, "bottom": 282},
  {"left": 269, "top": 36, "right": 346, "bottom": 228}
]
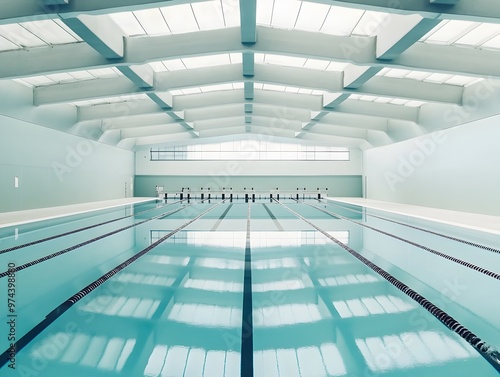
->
[{"left": 0, "top": 198, "right": 499, "bottom": 376}]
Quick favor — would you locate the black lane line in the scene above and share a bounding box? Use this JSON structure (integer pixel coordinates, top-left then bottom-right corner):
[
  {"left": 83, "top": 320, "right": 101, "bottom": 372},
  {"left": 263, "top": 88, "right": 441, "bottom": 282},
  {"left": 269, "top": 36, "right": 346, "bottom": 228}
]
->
[
  {"left": 274, "top": 199, "right": 500, "bottom": 373},
  {"left": 240, "top": 202, "right": 254, "bottom": 377},
  {"left": 299, "top": 200, "right": 500, "bottom": 281},
  {"left": 0, "top": 200, "right": 225, "bottom": 369},
  {"left": 262, "top": 203, "right": 284, "bottom": 231},
  {"left": 320, "top": 199, "right": 500, "bottom": 255},
  {"left": 0, "top": 200, "right": 203, "bottom": 279},
  {"left": 0, "top": 200, "right": 187, "bottom": 255},
  {"left": 210, "top": 204, "right": 233, "bottom": 231}
]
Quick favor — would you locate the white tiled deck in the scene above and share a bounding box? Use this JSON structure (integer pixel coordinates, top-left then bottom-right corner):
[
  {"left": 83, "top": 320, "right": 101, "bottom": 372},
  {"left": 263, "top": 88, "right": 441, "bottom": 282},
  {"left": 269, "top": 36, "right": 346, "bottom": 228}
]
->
[
  {"left": 329, "top": 197, "right": 500, "bottom": 235},
  {"left": 0, "top": 197, "right": 156, "bottom": 229}
]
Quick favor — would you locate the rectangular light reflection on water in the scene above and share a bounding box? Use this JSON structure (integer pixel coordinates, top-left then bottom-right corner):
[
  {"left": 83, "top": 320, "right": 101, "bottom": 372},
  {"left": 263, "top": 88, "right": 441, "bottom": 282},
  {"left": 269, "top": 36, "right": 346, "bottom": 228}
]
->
[
  {"left": 168, "top": 303, "right": 241, "bottom": 327},
  {"left": 333, "top": 295, "right": 416, "bottom": 319},
  {"left": 254, "top": 343, "right": 347, "bottom": 377},
  {"left": 30, "top": 333, "right": 136, "bottom": 372},
  {"left": 355, "top": 331, "right": 478, "bottom": 372},
  {"left": 184, "top": 278, "right": 243, "bottom": 292},
  {"left": 318, "top": 273, "right": 379, "bottom": 287},
  {"left": 253, "top": 303, "right": 326, "bottom": 327},
  {"left": 144, "top": 346, "right": 240, "bottom": 377},
  {"left": 80, "top": 295, "right": 161, "bottom": 319}
]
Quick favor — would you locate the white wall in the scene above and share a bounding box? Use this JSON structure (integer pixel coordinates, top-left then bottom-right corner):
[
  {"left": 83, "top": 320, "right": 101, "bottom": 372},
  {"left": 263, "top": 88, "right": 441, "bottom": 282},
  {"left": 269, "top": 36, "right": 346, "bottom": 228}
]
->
[
  {"left": 364, "top": 79, "right": 500, "bottom": 216},
  {"left": 0, "top": 115, "right": 135, "bottom": 212}
]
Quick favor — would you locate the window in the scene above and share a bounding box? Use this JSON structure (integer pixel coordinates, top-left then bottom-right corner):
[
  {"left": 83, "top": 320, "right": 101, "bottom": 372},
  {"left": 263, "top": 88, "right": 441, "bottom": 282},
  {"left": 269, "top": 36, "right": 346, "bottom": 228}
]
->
[{"left": 150, "top": 141, "right": 349, "bottom": 161}]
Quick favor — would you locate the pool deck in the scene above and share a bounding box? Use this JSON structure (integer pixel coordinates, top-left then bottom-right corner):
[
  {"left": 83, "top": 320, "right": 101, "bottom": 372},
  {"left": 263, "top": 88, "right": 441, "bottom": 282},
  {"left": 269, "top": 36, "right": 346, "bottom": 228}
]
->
[
  {"left": 330, "top": 197, "right": 500, "bottom": 235},
  {"left": 0, "top": 197, "right": 156, "bottom": 229}
]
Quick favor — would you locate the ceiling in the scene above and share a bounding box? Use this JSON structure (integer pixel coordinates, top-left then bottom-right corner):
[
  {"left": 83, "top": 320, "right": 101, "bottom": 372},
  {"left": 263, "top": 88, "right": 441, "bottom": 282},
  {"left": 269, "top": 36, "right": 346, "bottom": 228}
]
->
[{"left": 1, "top": 0, "right": 499, "bottom": 150}]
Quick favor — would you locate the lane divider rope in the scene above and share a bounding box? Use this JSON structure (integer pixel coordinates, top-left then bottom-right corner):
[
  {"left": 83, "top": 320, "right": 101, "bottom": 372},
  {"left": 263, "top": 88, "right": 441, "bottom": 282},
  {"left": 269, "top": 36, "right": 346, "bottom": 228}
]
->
[
  {"left": 274, "top": 198, "right": 500, "bottom": 373},
  {"left": 321, "top": 199, "right": 500, "bottom": 255},
  {"left": 0, "top": 200, "right": 225, "bottom": 368}
]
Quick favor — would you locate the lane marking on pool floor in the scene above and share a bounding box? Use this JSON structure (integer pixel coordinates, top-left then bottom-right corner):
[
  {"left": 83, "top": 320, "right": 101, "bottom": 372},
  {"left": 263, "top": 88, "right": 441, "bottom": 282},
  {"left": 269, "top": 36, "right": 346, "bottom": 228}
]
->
[
  {"left": 320, "top": 199, "right": 500, "bottom": 255},
  {"left": 0, "top": 200, "right": 187, "bottom": 255},
  {"left": 273, "top": 199, "right": 500, "bottom": 373},
  {"left": 0, "top": 200, "right": 225, "bottom": 369},
  {"left": 241, "top": 202, "right": 254, "bottom": 377},
  {"left": 262, "top": 203, "right": 284, "bottom": 231},
  {"left": 0, "top": 200, "right": 207, "bottom": 278},
  {"left": 300, "top": 200, "right": 500, "bottom": 281},
  {"left": 210, "top": 203, "right": 233, "bottom": 231}
]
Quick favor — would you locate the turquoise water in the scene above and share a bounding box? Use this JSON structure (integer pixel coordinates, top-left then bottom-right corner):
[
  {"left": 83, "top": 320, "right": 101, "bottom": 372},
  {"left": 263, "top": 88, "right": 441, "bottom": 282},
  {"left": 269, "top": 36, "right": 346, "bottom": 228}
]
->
[{"left": 0, "top": 198, "right": 499, "bottom": 376}]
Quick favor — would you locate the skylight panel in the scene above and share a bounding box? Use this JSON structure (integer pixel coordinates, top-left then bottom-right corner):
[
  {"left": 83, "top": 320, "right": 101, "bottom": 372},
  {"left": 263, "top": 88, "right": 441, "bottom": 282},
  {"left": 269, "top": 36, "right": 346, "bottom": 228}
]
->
[
  {"left": 182, "top": 87, "right": 202, "bottom": 95},
  {"left": 233, "top": 82, "right": 244, "bottom": 89},
  {"left": 455, "top": 23, "right": 500, "bottom": 46},
  {"left": 383, "top": 69, "right": 411, "bottom": 79},
  {"left": 265, "top": 54, "right": 306, "bottom": 67},
  {"left": 257, "top": 0, "right": 274, "bottom": 25},
  {"left": 182, "top": 54, "right": 231, "bottom": 69},
  {"left": 170, "top": 89, "right": 184, "bottom": 96},
  {"left": 390, "top": 98, "right": 409, "bottom": 105},
  {"left": 191, "top": 1, "right": 225, "bottom": 30},
  {"left": 294, "top": 2, "right": 330, "bottom": 32},
  {"left": 373, "top": 97, "right": 392, "bottom": 104},
  {"left": 0, "top": 35, "right": 19, "bottom": 51},
  {"left": 351, "top": 11, "right": 390, "bottom": 37},
  {"left": 271, "top": 0, "right": 301, "bottom": 29},
  {"left": 109, "top": 12, "right": 146, "bottom": 36},
  {"left": 481, "top": 34, "right": 500, "bottom": 49},
  {"left": 349, "top": 94, "right": 362, "bottom": 100},
  {"left": 68, "top": 70, "right": 99, "bottom": 80},
  {"left": 133, "top": 8, "right": 171, "bottom": 35},
  {"left": 21, "top": 19, "right": 79, "bottom": 45},
  {"left": 285, "top": 87, "right": 300, "bottom": 93},
  {"left": 45, "top": 72, "right": 75, "bottom": 83},
  {"left": 298, "top": 88, "right": 313, "bottom": 95},
  {"left": 326, "top": 62, "right": 350, "bottom": 71},
  {"left": 405, "top": 100, "right": 425, "bottom": 107},
  {"left": 12, "top": 79, "right": 33, "bottom": 88},
  {"left": 405, "top": 71, "right": 432, "bottom": 81},
  {"left": 424, "top": 73, "right": 453, "bottom": 83},
  {"left": 88, "top": 67, "right": 122, "bottom": 78},
  {"left": 229, "top": 53, "right": 242, "bottom": 64},
  {"left": 162, "top": 59, "right": 186, "bottom": 71},
  {"left": 312, "top": 90, "right": 328, "bottom": 95},
  {"left": 53, "top": 19, "right": 84, "bottom": 41},
  {"left": 320, "top": 6, "right": 364, "bottom": 36},
  {"left": 444, "top": 75, "right": 480, "bottom": 86},
  {"left": 0, "top": 24, "right": 45, "bottom": 48},
  {"left": 201, "top": 83, "right": 234, "bottom": 92},
  {"left": 149, "top": 61, "right": 169, "bottom": 72},
  {"left": 160, "top": 4, "right": 199, "bottom": 34},
  {"left": 89, "top": 97, "right": 123, "bottom": 105},
  {"left": 303, "top": 58, "right": 330, "bottom": 70},
  {"left": 423, "top": 20, "right": 477, "bottom": 44},
  {"left": 222, "top": 0, "right": 240, "bottom": 27},
  {"left": 360, "top": 95, "right": 377, "bottom": 101},
  {"left": 254, "top": 83, "right": 264, "bottom": 90},
  {"left": 22, "top": 76, "right": 56, "bottom": 86},
  {"left": 263, "top": 84, "right": 286, "bottom": 91}
]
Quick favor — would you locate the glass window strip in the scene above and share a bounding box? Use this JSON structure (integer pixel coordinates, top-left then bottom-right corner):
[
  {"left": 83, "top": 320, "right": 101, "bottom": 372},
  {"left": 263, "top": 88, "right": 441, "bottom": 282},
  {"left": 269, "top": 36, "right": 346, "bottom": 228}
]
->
[{"left": 150, "top": 142, "right": 349, "bottom": 161}]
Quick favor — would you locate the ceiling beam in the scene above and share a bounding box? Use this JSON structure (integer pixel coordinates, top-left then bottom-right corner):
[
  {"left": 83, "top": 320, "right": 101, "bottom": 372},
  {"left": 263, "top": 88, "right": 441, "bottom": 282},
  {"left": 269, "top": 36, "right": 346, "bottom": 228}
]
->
[
  {"left": 240, "top": 0, "right": 256, "bottom": 44},
  {"left": 376, "top": 14, "right": 441, "bottom": 60},
  {"left": 34, "top": 64, "right": 464, "bottom": 106},
  {"left": 3, "top": 27, "right": 500, "bottom": 79},
  {"left": 60, "top": 14, "right": 125, "bottom": 59}
]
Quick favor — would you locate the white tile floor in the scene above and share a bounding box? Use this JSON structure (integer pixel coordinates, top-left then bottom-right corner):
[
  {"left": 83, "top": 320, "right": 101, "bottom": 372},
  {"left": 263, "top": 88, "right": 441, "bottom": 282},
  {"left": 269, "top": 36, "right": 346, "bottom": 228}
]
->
[
  {"left": 0, "top": 197, "right": 156, "bottom": 229},
  {"left": 330, "top": 197, "right": 500, "bottom": 235}
]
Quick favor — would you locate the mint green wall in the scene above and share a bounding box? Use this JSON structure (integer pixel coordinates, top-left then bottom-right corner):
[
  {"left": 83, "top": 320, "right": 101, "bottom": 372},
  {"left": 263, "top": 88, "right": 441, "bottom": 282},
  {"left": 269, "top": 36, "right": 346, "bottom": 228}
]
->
[
  {"left": 364, "top": 113, "right": 500, "bottom": 216},
  {"left": 134, "top": 175, "right": 362, "bottom": 197},
  {"left": 0, "top": 115, "right": 134, "bottom": 212}
]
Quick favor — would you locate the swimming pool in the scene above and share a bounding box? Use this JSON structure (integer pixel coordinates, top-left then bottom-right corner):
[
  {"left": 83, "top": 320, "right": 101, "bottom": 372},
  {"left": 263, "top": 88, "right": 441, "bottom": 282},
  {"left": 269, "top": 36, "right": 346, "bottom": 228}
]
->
[{"left": 0, "top": 198, "right": 499, "bottom": 376}]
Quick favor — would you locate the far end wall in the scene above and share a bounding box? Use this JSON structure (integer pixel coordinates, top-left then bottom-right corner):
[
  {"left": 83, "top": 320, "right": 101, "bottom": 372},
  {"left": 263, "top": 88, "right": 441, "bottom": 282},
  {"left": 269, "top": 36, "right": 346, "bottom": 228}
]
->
[{"left": 134, "top": 148, "right": 363, "bottom": 197}]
